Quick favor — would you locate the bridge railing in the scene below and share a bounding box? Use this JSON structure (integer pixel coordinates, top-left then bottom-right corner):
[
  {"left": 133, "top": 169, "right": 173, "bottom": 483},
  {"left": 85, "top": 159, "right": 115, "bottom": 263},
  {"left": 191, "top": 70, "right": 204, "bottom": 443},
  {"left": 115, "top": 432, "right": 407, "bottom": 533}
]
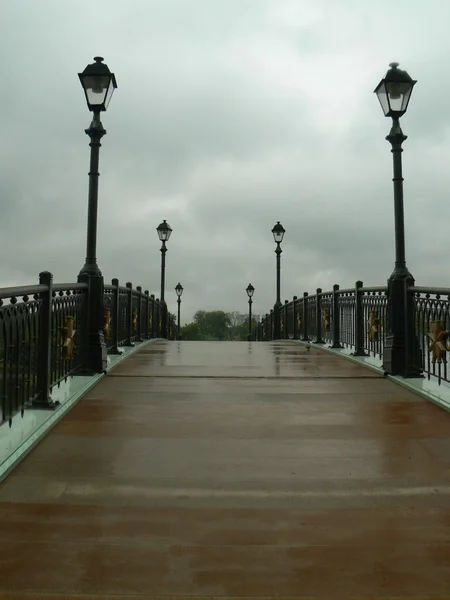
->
[
  {"left": 410, "top": 287, "right": 450, "bottom": 385},
  {"left": 258, "top": 282, "right": 388, "bottom": 359},
  {"left": 258, "top": 282, "right": 450, "bottom": 386},
  {"left": 0, "top": 272, "right": 176, "bottom": 426}
]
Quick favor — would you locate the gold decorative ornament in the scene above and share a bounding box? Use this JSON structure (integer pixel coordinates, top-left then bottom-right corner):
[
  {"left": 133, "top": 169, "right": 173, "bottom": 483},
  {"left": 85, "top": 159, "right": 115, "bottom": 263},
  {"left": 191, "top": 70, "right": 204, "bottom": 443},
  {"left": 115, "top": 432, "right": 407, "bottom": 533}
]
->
[
  {"left": 297, "top": 314, "right": 302, "bottom": 330},
  {"left": 427, "top": 320, "right": 449, "bottom": 364},
  {"left": 280, "top": 318, "right": 284, "bottom": 332},
  {"left": 103, "top": 308, "right": 111, "bottom": 340},
  {"left": 132, "top": 308, "right": 138, "bottom": 332},
  {"left": 368, "top": 310, "right": 380, "bottom": 342},
  {"left": 323, "top": 309, "right": 330, "bottom": 332},
  {"left": 63, "top": 316, "right": 76, "bottom": 361}
]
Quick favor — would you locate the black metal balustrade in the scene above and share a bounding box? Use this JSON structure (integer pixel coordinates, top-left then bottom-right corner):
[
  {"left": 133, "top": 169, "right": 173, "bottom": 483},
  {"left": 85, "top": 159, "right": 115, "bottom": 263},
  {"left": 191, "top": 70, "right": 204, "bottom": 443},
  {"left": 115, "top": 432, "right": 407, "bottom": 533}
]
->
[
  {"left": 258, "top": 281, "right": 450, "bottom": 386},
  {"left": 0, "top": 272, "right": 176, "bottom": 426},
  {"left": 410, "top": 287, "right": 450, "bottom": 385}
]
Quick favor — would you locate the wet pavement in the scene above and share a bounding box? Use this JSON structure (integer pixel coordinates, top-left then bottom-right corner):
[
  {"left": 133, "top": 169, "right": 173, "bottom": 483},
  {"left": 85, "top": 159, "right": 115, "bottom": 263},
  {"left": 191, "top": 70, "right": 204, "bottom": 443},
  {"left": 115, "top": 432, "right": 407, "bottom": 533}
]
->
[{"left": 1, "top": 340, "right": 450, "bottom": 598}]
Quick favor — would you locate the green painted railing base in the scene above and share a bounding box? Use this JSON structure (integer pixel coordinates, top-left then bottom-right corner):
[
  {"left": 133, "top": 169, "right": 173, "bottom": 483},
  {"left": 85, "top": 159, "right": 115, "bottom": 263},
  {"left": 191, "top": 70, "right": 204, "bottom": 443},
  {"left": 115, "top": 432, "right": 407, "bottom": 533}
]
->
[{"left": 0, "top": 338, "right": 163, "bottom": 484}]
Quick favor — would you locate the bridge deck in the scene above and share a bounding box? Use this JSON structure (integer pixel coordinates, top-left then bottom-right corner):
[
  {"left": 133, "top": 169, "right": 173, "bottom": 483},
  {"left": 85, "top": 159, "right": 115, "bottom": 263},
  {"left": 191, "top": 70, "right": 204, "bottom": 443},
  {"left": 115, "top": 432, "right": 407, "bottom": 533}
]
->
[{"left": 1, "top": 340, "right": 450, "bottom": 598}]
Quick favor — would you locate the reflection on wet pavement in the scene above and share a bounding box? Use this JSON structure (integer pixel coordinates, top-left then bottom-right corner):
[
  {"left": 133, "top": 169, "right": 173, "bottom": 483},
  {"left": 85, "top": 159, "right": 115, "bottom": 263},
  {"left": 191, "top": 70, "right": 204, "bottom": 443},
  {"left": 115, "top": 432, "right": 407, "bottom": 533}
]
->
[{"left": 1, "top": 340, "right": 450, "bottom": 598}]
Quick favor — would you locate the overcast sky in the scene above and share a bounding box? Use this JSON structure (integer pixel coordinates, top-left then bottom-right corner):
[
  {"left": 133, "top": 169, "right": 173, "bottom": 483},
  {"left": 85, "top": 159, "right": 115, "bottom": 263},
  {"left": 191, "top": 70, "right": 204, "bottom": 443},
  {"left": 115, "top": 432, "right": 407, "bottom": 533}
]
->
[{"left": 1, "top": 0, "right": 450, "bottom": 323}]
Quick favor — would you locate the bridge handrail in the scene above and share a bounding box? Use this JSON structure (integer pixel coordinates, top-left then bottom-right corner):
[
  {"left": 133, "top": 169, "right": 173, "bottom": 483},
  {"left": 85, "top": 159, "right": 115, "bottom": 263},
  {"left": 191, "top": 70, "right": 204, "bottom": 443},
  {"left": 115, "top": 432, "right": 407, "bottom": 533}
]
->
[
  {"left": 0, "top": 285, "right": 48, "bottom": 299},
  {"left": 410, "top": 286, "right": 450, "bottom": 296},
  {"left": 0, "top": 282, "right": 89, "bottom": 300},
  {"left": 360, "top": 286, "right": 387, "bottom": 294},
  {"left": 257, "top": 279, "right": 450, "bottom": 387},
  {"left": 0, "top": 272, "right": 176, "bottom": 427}
]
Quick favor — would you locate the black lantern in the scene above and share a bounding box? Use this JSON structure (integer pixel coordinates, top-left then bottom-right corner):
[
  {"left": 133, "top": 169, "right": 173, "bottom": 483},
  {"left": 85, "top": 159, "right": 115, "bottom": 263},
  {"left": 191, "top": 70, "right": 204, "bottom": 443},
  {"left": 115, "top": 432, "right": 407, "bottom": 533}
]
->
[
  {"left": 156, "top": 220, "right": 173, "bottom": 243},
  {"left": 79, "top": 57, "right": 117, "bottom": 112},
  {"left": 175, "top": 282, "right": 184, "bottom": 297},
  {"left": 246, "top": 283, "right": 255, "bottom": 298},
  {"left": 272, "top": 221, "right": 285, "bottom": 244},
  {"left": 374, "top": 62, "right": 416, "bottom": 119}
]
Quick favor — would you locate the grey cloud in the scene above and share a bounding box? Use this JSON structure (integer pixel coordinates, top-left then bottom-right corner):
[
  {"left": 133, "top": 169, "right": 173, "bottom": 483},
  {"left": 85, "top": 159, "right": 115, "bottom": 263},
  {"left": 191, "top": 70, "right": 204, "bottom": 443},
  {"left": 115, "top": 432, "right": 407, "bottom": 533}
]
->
[{"left": 2, "top": 0, "right": 450, "bottom": 324}]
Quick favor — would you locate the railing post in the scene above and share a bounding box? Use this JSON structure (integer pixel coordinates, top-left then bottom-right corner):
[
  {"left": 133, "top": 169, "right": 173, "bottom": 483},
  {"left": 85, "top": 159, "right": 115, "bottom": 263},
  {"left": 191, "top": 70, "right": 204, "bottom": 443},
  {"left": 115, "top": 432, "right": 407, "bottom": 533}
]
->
[
  {"left": 136, "top": 286, "right": 144, "bottom": 343},
  {"left": 353, "top": 280, "right": 367, "bottom": 356},
  {"left": 315, "top": 288, "right": 324, "bottom": 344},
  {"left": 156, "top": 299, "right": 160, "bottom": 337},
  {"left": 108, "top": 278, "right": 121, "bottom": 354},
  {"left": 404, "top": 279, "right": 421, "bottom": 376},
  {"left": 284, "top": 300, "right": 289, "bottom": 339},
  {"left": 125, "top": 282, "right": 135, "bottom": 346},
  {"left": 292, "top": 296, "right": 298, "bottom": 340},
  {"left": 150, "top": 294, "right": 155, "bottom": 337},
  {"left": 331, "top": 284, "right": 343, "bottom": 349},
  {"left": 34, "top": 271, "right": 58, "bottom": 409},
  {"left": 270, "top": 309, "right": 274, "bottom": 340},
  {"left": 302, "top": 292, "right": 309, "bottom": 341},
  {"left": 144, "top": 290, "right": 150, "bottom": 339}
]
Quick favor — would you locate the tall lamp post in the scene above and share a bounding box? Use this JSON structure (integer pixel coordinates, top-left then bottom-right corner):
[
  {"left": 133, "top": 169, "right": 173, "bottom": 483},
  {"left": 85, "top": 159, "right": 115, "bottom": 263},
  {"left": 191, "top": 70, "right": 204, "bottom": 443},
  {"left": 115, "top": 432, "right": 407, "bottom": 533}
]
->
[
  {"left": 156, "top": 220, "right": 173, "bottom": 338},
  {"left": 78, "top": 56, "right": 117, "bottom": 372},
  {"left": 374, "top": 62, "right": 420, "bottom": 376},
  {"left": 272, "top": 221, "right": 285, "bottom": 339},
  {"left": 175, "top": 282, "right": 183, "bottom": 340},
  {"left": 246, "top": 283, "right": 254, "bottom": 340}
]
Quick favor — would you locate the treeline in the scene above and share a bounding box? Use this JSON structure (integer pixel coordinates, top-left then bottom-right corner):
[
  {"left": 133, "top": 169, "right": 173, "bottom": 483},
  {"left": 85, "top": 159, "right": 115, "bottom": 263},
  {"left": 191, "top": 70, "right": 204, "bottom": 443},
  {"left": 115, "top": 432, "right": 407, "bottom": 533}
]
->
[{"left": 181, "top": 310, "right": 258, "bottom": 341}]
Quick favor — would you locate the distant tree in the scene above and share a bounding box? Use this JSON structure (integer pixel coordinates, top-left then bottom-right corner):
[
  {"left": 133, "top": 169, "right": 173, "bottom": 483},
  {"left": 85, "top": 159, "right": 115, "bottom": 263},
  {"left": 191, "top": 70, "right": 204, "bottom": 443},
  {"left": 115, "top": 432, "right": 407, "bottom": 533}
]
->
[
  {"left": 227, "top": 311, "right": 245, "bottom": 339},
  {"left": 181, "top": 311, "right": 258, "bottom": 341},
  {"left": 235, "top": 317, "right": 259, "bottom": 341},
  {"left": 181, "top": 322, "right": 202, "bottom": 340},
  {"left": 193, "top": 310, "right": 231, "bottom": 340}
]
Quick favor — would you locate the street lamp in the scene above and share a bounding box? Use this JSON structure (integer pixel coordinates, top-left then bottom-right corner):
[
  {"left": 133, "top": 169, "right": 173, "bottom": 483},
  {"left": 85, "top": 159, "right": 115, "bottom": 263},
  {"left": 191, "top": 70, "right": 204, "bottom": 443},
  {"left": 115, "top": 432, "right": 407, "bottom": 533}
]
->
[
  {"left": 78, "top": 57, "right": 117, "bottom": 277},
  {"left": 246, "top": 283, "right": 254, "bottom": 341},
  {"left": 156, "top": 220, "right": 173, "bottom": 338},
  {"left": 175, "top": 282, "right": 183, "bottom": 340},
  {"left": 271, "top": 221, "right": 285, "bottom": 339},
  {"left": 78, "top": 56, "right": 117, "bottom": 373},
  {"left": 374, "top": 62, "right": 420, "bottom": 376}
]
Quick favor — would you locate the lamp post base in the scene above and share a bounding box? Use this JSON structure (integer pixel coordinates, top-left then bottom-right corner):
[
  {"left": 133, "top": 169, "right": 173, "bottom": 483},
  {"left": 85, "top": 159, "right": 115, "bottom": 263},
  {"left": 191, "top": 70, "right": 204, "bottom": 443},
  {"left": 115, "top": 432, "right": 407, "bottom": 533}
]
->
[
  {"left": 382, "top": 269, "right": 422, "bottom": 378},
  {"left": 78, "top": 330, "right": 108, "bottom": 375},
  {"left": 273, "top": 302, "right": 282, "bottom": 340},
  {"left": 78, "top": 271, "right": 108, "bottom": 374},
  {"left": 160, "top": 301, "right": 168, "bottom": 339}
]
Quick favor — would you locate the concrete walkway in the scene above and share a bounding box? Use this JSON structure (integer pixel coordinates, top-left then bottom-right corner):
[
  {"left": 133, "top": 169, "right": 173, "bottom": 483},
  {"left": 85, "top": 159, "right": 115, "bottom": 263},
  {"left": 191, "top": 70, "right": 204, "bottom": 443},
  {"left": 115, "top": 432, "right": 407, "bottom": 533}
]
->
[{"left": 1, "top": 340, "right": 450, "bottom": 598}]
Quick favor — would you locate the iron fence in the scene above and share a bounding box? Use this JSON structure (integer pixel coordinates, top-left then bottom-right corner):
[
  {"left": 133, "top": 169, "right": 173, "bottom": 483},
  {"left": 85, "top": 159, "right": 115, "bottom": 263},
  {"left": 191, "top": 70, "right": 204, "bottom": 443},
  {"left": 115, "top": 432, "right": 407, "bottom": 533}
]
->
[
  {"left": 410, "top": 287, "right": 450, "bottom": 385},
  {"left": 0, "top": 272, "right": 175, "bottom": 426},
  {"left": 0, "top": 285, "right": 44, "bottom": 425},
  {"left": 259, "top": 282, "right": 388, "bottom": 360},
  {"left": 258, "top": 281, "right": 450, "bottom": 384}
]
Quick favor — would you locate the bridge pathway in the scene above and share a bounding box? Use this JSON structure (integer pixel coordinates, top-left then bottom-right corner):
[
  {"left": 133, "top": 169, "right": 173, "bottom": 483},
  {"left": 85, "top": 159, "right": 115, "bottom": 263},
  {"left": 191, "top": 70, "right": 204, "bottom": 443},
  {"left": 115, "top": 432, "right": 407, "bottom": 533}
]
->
[{"left": 1, "top": 340, "right": 450, "bottom": 598}]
